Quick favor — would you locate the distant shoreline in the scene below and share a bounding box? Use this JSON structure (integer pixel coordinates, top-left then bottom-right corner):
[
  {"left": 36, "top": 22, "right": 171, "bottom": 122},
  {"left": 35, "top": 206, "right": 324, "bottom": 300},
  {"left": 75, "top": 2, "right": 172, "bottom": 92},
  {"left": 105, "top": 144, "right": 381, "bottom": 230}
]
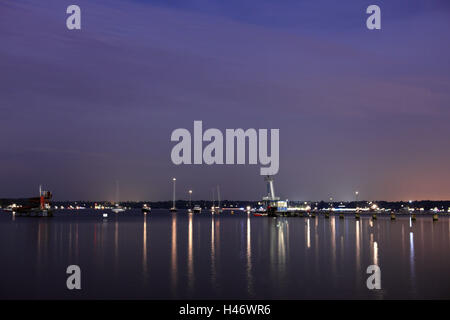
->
[{"left": 2, "top": 199, "right": 450, "bottom": 211}]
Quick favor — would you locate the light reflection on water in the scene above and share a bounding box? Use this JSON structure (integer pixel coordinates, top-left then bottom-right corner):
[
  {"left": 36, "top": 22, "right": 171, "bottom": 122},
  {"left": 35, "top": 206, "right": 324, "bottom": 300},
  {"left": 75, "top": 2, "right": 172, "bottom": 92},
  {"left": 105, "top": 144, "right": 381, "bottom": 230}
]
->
[
  {"left": 171, "top": 213, "right": 177, "bottom": 295},
  {"left": 0, "top": 209, "right": 449, "bottom": 299},
  {"left": 210, "top": 215, "right": 216, "bottom": 292},
  {"left": 187, "top": 212, "right": 194, "bottom": 295},
  {"left": 142, "top": 216, "right": 148, "bottom": 282},
  {"left": 246, "top": 214, "right": 253, "bottom": 297}
]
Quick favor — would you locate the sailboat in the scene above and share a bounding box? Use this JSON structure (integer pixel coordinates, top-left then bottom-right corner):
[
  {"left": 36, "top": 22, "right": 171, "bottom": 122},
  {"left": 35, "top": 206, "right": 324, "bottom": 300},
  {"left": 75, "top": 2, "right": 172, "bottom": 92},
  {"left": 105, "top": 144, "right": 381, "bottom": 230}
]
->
[
  {"left": 111, "top": 180, "right": 126, "bottom": 213},
  {"left": 112, "top": 203, "right": 125, "bottom": 213},
  {"left": 210, "top": 187, "right": 216, "bottom": 213},
  {"left": 215, "top": 185, "right": 223, "bottom": 214},
  {"left": 169, "top": 178, "right": 177, "bottom": 212}
]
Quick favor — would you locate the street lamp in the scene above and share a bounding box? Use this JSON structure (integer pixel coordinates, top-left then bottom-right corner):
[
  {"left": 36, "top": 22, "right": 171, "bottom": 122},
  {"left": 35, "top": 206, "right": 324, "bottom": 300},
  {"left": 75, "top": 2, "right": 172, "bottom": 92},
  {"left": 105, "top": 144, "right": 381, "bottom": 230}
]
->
[
  {"left": 189, "top": 190, "right": 192, "bottom": 208},
  {"left": 170, "top": 178, "right": 177, "bottom": 212}
]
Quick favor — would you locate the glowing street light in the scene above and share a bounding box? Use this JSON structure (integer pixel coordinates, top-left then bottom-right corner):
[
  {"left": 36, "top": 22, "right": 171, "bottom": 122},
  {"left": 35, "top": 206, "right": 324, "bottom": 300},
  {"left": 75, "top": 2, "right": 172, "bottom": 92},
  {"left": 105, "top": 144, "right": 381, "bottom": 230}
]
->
[
  {"left": 188, "top": 190, "right": 192, "bottom": 208},
  {"left": 170, "top": 178, "right": 177, "bottom": 212}
]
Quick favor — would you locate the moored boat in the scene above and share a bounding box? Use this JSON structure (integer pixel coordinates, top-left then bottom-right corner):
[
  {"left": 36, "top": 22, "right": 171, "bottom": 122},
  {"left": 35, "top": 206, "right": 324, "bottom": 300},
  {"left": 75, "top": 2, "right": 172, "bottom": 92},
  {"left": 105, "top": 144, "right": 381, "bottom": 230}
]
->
[
  {"left": 111, "top": 203, "right": 126, "bottom": 213},
  {"left": 14, "top": 186, "right": 53, "bottom": 217},
  {"left": 253, "top": 213, "right": 268, "bottom": 217}
]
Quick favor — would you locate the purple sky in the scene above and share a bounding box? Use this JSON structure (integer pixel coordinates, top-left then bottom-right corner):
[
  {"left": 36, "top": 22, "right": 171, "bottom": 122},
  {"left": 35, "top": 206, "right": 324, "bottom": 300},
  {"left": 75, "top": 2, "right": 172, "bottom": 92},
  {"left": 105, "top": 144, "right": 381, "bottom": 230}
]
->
[{"left": 1, "top": 0, "right": 450, "bottom": 201}]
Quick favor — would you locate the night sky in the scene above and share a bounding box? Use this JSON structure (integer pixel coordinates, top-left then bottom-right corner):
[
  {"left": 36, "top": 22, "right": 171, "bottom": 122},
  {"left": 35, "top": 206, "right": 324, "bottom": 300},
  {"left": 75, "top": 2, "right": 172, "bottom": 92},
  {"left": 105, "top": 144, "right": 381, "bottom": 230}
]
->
[{"left": 1, "top": 0, "right": 449, "bottom": 201}]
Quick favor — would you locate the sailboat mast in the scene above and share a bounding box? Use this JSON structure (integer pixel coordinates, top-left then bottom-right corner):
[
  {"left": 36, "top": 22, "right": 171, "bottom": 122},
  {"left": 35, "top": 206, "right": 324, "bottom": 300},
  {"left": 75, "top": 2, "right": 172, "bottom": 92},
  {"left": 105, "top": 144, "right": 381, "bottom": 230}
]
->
[
  {"left": 188, "top": 189, "right": 192, "bottom": 208},
  {"left": 115, "top": 180, "right": 120, "bottom": 204},
  {"left": 172, "top": 178, "right": 176, "bottom": 208},
  {"left": 217, "top": 185, "right": 221, "bottom": 209}
]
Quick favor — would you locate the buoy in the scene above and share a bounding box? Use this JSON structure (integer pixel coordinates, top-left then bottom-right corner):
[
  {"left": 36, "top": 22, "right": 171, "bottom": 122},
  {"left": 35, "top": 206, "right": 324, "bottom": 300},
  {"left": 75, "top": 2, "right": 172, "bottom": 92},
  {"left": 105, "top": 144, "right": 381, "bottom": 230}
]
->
[
  {"left": 433, "top": 213, "right": 438, "bottom": 221},
  {"left": 411, "top": 214, "right": 416, "bottom": 221},
  {"left": 390, "top": 213, "right": 396, "bottom": 220},
  {"left": 372, "top": 213, "right": 377, "bottom": 220}
]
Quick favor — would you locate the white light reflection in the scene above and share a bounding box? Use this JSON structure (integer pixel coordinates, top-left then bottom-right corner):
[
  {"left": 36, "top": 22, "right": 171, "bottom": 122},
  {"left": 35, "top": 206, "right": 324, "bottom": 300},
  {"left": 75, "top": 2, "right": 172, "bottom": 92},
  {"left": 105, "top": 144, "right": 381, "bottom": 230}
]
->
[
  {"left": 356, "top": 220, "right": 361, "bottom": 273},
  {"left": 276, "top": 219, "right": 288, "bottom": 276},
  {"left": 211, "top": 216, "right": 216, "bottom": 289},
  {"left": 142, "top": 216, "right": 148, "bottom": 281},
  {"left": 171, "top": 214, "right": 177, "bottom": 294},
  {"left": 246, "top": 215, "right": 253, "bottom": 296},
  {"left": 188, "top": 213, "right": 194, "bottom": 294},
  {"left": 373, "top": 241, "right": 378, "bottom": 266},
  {"left": 331, "top": 216, "right": 336, "bottom": 278},
  {"left": 306, "top": 219, "right": 311, "bottom": 249},
  {"left": 410, "top": 231, "right": 416, "bottom": 294}
]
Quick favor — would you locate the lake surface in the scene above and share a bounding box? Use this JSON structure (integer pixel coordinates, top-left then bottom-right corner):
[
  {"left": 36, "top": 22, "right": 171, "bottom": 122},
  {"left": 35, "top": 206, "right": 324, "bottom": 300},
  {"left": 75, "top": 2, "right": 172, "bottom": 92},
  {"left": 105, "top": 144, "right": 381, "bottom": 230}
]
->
[{"left": 0, "top": 209, "right": 449, "bottom": 299}]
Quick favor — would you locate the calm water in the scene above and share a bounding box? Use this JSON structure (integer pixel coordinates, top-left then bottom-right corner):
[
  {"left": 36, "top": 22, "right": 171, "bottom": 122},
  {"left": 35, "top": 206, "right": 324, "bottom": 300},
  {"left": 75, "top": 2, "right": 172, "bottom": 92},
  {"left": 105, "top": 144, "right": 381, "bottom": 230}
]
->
[{"left": 0, "top": 209, "right": 449, "bottom": 299}]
